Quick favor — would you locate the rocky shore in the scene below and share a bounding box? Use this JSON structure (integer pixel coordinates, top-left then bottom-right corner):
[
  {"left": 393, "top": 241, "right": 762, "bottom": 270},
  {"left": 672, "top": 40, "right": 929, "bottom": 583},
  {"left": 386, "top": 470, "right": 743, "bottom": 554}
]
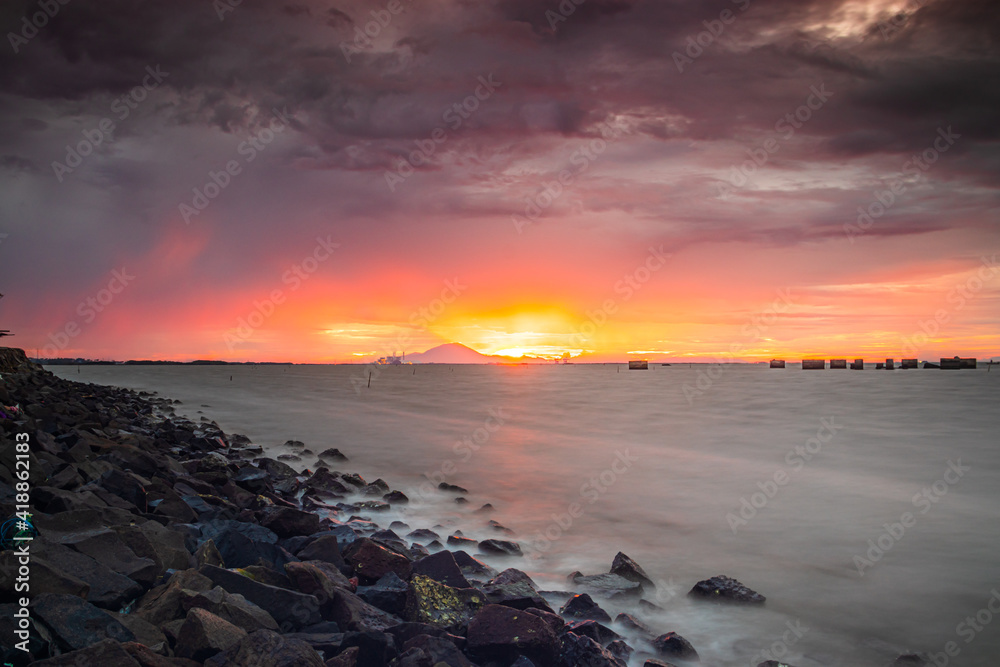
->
[{"left": 0, "top": 348, "right": 924, "bottom": 667}]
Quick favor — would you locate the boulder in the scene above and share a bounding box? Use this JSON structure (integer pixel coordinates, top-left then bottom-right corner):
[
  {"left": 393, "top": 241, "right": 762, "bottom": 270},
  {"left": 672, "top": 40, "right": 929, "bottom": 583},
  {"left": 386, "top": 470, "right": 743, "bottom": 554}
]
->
[
  {"left": 30, "top": 593, "right": 135, "bottom": 650},
  {"left": 203, "top": 628, "right": 325, "bottom": 667},
  {"left": 452, "top": 550, "right": 497, "bottom": 581},
  {"left": 260, "top": 506, "right": 321, "bottom": 539},
  {"left": 607, "top": 639, "right": 634, "bottom": 663},
  {"left": 466, "top": 603, "right": 560, "bottom": 665},
  {"left": 134, "top": 568, "right": 214, "bottom": 626},
  {"left": 652, "top": 632, "right": 700, "bottom": 662},
  {"left": 319, "top": 448, "right": 349, "bottom": 462},
  {"left": 356, "top": 571, "right": 410, "bottom": 616},
  {"left": 688, "top": 575, "right": 765, "bottom": 605},
  {"left": 198, "top": 564, "right": 321, "bottom": 629},
  {"left": 59, "top": 527, "right": 159, "bottom": 587},
  {"left": 397, "top": 634, "right": 473, "bottom": 667},
  {"left": 102, "top": 611, "right": 168, "bottom": 654},
  {"left": 296, "top": 534, "right": 348, "bottom": 572},
  {"left": 478, "top": 539, "right": 523, "bottom": 557},
  {"left": 557, "top": 631, "right": 626, "bottom": 667},
  {"left": 325, "top": 586, "right": 402, "bottom": 633},
  {"left": 180, "top": 586, "right": 279, "bottom": 633},
  {"left": 344, "top": 538, "right": 412, "bottom": 584},
  {"left": 195, "top": 538, "right": 225, "bottom": 567},
  {"left": 405, "top": 575, "right": 486, "bottom": 632},
  {"left": 411, "top": 551, "right": 471, "bottom": 589},
  {"left": 175, "top": 607, "right": 248, "bottom": 661},
  {"left": 560, "top": 593, "right": 612, "bottom": 622},
  {"left": 609, "top": 552, "right": 655, "bottom": 589},
  {"left": 99, "top": 468, "right": 148, "bottom": 512},
  {"left": 32, "top": 536, "right": 144, "bottom": 609},
  {"left": 566, "top": 619, "right": 621, "bottom": 646}
]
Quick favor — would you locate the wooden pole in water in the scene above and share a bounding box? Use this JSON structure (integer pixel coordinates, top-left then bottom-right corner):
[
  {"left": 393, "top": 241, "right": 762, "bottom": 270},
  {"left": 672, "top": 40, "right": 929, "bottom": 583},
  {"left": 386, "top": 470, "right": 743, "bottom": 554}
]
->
[{"left": 368, "top": 371, "right": 372, "bottom": 387}]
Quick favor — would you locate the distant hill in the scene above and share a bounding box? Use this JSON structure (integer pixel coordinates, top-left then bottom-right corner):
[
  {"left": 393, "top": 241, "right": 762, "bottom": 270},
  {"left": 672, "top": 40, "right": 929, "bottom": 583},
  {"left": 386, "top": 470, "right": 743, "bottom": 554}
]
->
[{"left": 406, "top": 343, "right": 495, "bottom": 364}]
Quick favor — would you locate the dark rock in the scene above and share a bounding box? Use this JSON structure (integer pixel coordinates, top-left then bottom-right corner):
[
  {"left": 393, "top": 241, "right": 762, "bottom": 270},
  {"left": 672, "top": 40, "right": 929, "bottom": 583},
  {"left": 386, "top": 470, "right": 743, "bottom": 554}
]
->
[
  {"left": 478, "top": 539, "right": 523, "bottom": 557},
  {"left": 652, "top": 632, "right": 700, "bottom": 662},
  {"left": 614, "top": 612, "right": 654, "bottom": 638},
  {"left": 210, "top": 527, "right": 295, "bottom": 571},
  {"left": 296, "top": 534, "right": 349, "bottom": 573},
  {"left": 383, "top": 622, "right": 467, "bottom": 651},
  {"left": 688, "top": 575, "right": 765, "bottom": 605},
  {"left": 607, "top": 639, "right": 634, "bottom": 663},
  {"left": 103, "top": 611, "right": 168, "bottom": 653},
  {"left": 452, "top": 550, "right": 497, "bottom": 581},
  {"left": 32, "top": 536, "right": 144, "bottom": 609},
  {"left": 232, "top": 466, "right": 272, "bottom": 494},
  {"left": 558, "top": 632, "right": 627, "bottom": 667},
  {"left": 240, "top": 564, "right": 294, "bottom": 589},
  {"left": 644, "top": 660, "right": 681, "bottom": 667},
  {"left": 134, "top": 568, "right": 214, "bottom": 626},
  {"left": 566, "top": 619, "right": 622, "bottom": 646},
  {"left": 319, "top": 448, "right": 349, "bottom": 462},
  {"left": 405, "top": 574, "right": 486, "bottom": 632},
  {"left": 28, "top": 638, "right": 142, "bottom": 666},
  {"left": 326, "top": 646, "right": 360, "bottom": 666},
  {"left": 475, "top": 503, "right": 495, "bottom": 513},
  {"left": 397, "top": 633, "right": 473, "bottom": 667},
  {"left": 180, "top": 585, "right": 279, "bottom": 633},
  {"left": 411, "top": 550, "right": 471, "bottom": 589},
  {"left": 195, "top": 538, "right": 225, "bottom": 567},
  {"left": 260, "top": 506, "right": 321, "bottom": 538},
  {"left": 344, "top": 538, "right": 412, "bottom": 584},
  {"left": 383, "top": 490, "right": 409, "bottom": 504},
  {"left": 466, "top": 603, "right": 560, "bottom": 665},
  {"left": 199, "top": 564, "right": 322, "bottom": 629},
  {"left": 438, "top": 483, "right": 468, "bottom": 493},
  {"left": 305, "top": 467, "right": 350, "bottom": 495},
  {"left": 488, "top": 519, "right": 515, "bottom": 535},
  {"left": 30, "top": 593, "right": 135, "bottom": 651},
  {"left": 59, "top": 527, "right": 159, "bottom": 587},
  {"left": 407, "top": 529, "right": 440, "bottom": 543},
  {"left": 338, "top": 630, "right": 398, "bottom": 667},
  {"left": 255, "top": 457, "right": 298, "bottom": 481},
  {"left": 447, "top": 534, "right": 477, "bottom": 548},
  {"left": 175, "top": 607, "right": 248, "bottom": 661},
  {"left": 524, "top": 607, "right": 566, "bottom": 635},
  {"left": 325, "top": 587, "right": 402, "bottom": 634},
  {"left": 0, "top": 553, "right": 89, "bottom": 598},
  {"left": 609, "top": 552, "right": 655, "bottom": 589},
  {"left": 99, "top": 468, "right": 148, "bottom": 511},
  {"left": 341, "top": 473, "right": 366, "bottom": 488},
  {"left": 203, "top": 628, "right": 325, "bottom": 667},
  {"left": 356, "top": 571, "right": 409, "bottom": 616},
  {"left": 560, "top": 593, "right": 612, "bottom": 622}
]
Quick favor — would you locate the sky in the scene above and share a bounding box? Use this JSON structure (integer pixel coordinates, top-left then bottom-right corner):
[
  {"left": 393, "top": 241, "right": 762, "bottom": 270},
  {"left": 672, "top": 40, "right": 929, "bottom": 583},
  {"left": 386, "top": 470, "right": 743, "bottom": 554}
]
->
[{"left": 0, "top": 0, "right": 997, "bottom": 363}]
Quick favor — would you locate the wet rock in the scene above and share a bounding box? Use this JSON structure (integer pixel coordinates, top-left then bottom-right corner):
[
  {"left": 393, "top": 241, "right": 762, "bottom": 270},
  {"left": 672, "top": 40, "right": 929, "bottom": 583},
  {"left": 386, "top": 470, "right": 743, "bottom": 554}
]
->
[
  {"left": 652, "top": 632, "right": 700, "bottom": 662},
  {"left": 296, "top": 534, "right": 349, "bottom": 573},
  {"left": 180, "top": 585, "right": 279, "bottom": 633},
  {"left": 199, "top": 564, "right": 322, "bottom": 629},
  {"left": 488, "top": 519, "right": 516, "bottom": 535},
  {"left": 319, "top": 448, "right": 349, "bottom": 462},
  {"left": 607, "top": 639, "right": 634, "bottom": 663},
  {"left": 609, "top": 551, "right": 655, "bottom": 589},
  {"left": 240, "top": 564, "right": 294, "bottom": 589},
  {"left": 524, "top": 607, "right": 566, "bottom": 635},
  {"left": 59, "top": 527, "right": 159, "bottom": 587},
  {"left": 688, "top": 575, "right": 765, "bottom": 605},
  {"left": 344, "top": 537, "right": 412, "bottom": 584},
  {"left": 195, "top": 538, "right": 225, "bottom": 567},
  {"left": 326, "top": 645, "right": 360, "bottom": 666},
  {"left": 255, "top": 457, "right": 298, "bottom": 482},
  {"left": 338, "top": 630, "right": 399, "bottom": 667},
  {"left": 614, "top": 612, "right": 654, "bottom": 639},
  {"left": 356, "top": 571, "right": 410, "bottom": 616},
  {"left": 203, "top": 628, "right": 325, "bottom": 667},
  {"left": 30, "top": 593, "right": 135, "bottom": 650},
  {"left": 566, "top": 619, "right": 622, "bottom": 646},
  {"left": 29, "top": 638, "right": 142, "bottom": 666},
  {"left": 478, "top": 539, "right": 523, "bottom": 557},
  {"left": 102, "top": 611, "right": 168, "bottom": 654},
  {"left": 277, "top": 453, "right": 301, "bottom": 461},
  {"left": 570, "top": 572, "right": 644, "bottom": 599},
  {"left": 362, "top": 478, "right": 391, "bottom": 496},
  {"left": 447, "top": 534, "right": 477, "bottom": 548},
  {"left": 32, "top": 536, "right": 144, "bottom": 609},
  {"left": 326, "top": 587, "right": 402, "bottom": 633},
  {"left": 232, "top": 466, "right": 272, "bottom": 494},
  {"left": 306, "top": 467, "right": 350, "bottom": 495},
  {"left": 284, "top": 559, "right": 352, "bottom": 610},
  {"left": 260, "top": 506, "right": 321, "bottom": 538},
  {"left": 560, "top": 593, "right": 612, "bottom": 622},
  {"left": 475, "top": 503, "right": 495, "bottom": 513},
  {"left": 397, "top": 634, "right": 473, "bottom": 667},
  {"left": 341, "top": 473, "right": 366, "bottom": 488},
  {"left": 452, "top": 550, "right": 497, "bottom": 582},
  {"left": 383, "top": 490, "right": 409, "bottom": 504},
  {"left": 175, "top": 607, "right": 248, "bottom": 661},
  {"left": 407, "top": 528, "right": 440, "bottom": 542},
  {"left": 558, "top": 631, "right": 627, "bottom": 667},
  {"left": 466, "top": 603, "right": 560, "bottom": 665},
  {"left": 209, "top": 526, "right": 295, "bottom": 571},
  {"left": 134, "top": 568, "right": 214, "bottom": 626},
  {"left": 438, "top": 483, "right": 468, "bottom": 494},
  {"left": 644, "top": 660, "right": 681, "bottom": 667},
  {"left": 99, "top": 468, "right": 148, "bottom": 511},
  {"left": 405, "top": 574, "right": 486, "bottom": 632},
  {"left": 411, "top": 550, "right": 471, "bottom": 589}
]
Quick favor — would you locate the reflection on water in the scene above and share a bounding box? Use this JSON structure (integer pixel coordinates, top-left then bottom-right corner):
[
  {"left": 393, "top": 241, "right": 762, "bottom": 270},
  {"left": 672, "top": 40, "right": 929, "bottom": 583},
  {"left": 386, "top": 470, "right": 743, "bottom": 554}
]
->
[{"left": 50, "top": 363, "right": 1000, "bottom": 666}]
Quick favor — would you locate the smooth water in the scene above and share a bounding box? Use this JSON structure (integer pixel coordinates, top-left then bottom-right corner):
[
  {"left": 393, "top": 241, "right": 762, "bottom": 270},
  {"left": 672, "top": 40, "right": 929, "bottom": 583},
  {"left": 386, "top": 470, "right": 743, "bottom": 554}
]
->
[{"left": 49, "top": 363, "right": 1000, "bottom": 666}]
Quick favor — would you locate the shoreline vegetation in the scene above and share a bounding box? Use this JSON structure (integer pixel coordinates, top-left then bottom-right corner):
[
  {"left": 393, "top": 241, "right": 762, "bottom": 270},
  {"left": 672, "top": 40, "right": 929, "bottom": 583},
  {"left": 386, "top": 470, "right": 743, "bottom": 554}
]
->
[{"left": 1, "top": 347, "right": 926, "bottom": 666}]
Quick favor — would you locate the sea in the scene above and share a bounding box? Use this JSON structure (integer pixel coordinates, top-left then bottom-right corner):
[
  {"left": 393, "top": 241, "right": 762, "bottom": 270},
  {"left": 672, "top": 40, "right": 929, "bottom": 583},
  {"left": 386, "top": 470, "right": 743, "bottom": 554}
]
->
[{"left": 48, "top": 362, "right": 1000, "bottom": 666}]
